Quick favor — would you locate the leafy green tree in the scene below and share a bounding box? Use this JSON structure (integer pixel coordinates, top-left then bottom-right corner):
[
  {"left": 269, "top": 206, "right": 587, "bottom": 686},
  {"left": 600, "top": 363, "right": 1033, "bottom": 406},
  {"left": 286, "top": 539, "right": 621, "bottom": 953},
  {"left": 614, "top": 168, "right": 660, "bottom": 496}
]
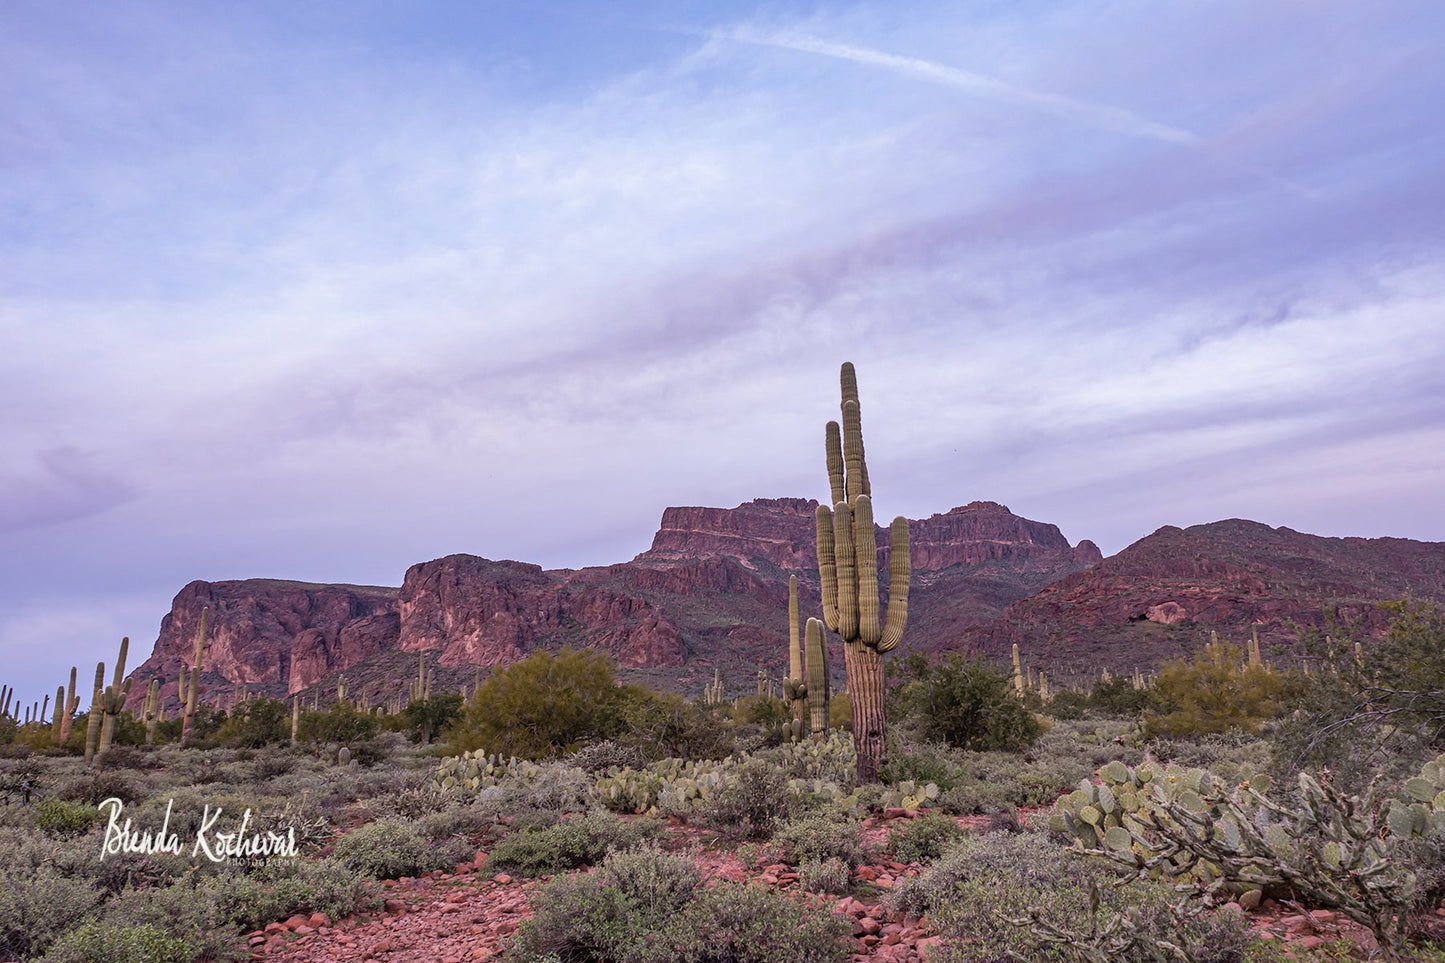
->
[
  {"left": 890, "top": 654, "right": 1040, "bottom": 751},
  {"left": 445, "top": 648, "right": 627, "bottom": 759}
]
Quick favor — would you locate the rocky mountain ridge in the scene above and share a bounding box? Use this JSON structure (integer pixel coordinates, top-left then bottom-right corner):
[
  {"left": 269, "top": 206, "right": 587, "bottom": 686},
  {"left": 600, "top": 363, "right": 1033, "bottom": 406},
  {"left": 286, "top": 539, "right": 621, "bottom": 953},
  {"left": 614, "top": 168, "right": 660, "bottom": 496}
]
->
[{"left": 125, "top": 498, "right": 1097, "bottom": 709}]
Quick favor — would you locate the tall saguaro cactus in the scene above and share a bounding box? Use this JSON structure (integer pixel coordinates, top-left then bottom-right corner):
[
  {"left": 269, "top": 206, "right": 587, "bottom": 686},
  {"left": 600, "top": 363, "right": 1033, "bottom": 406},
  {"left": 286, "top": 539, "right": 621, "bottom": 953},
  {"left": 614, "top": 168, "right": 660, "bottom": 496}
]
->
[{"left": 815, "top": 362, "right": 910, "bottom": 783}]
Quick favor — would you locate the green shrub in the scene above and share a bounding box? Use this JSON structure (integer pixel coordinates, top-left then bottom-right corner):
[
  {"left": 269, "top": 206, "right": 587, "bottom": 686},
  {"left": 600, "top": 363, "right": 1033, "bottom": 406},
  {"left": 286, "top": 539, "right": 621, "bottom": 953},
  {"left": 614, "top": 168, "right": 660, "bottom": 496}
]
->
[
  {"left": 447, "top": 648, "right": 631, "bottom": 759},
  {"left": 890, "top": 654, "right": 1041, "bottom": 752},
  {"left": 331, "top": 817, "right": 454, "bottom": 879},
  {"left": 37, "top": 797, "right": 98, "bottom": 835},
  {"left": 213, "top": 697, "right": 292, "bottom": 748},
  {"left": 513, "top": 844, "right": 850, "bottom": 963},
  {"left": 594, "top": 841, "right": 701, "bottom": 915},
  {"left": 886, "top": 812, "right": 968, "bottom": 864},
  {"left": 57, "top": 769, "right": 142, "bottom": 806},
  {"left": 486, "top": 810, "right": 662, "bottom": 877},
  {"left": 0, "top": 866, "right": 104, "bottom": 960},
  {"left": 772, "top": 814, "right": 864, "bottom": 868},
  {"left": 40, "top": 920, "right": 191, "bottom": 963},
  {"left": 797, "top": 856, "right": 850, "bottom": 894},
  {"left": 695, "top": 757, "right": 791, "bottom": 839},
  {"left": 890, "top": 831, "right": 1260, "bottom": 963},
  {"left": 205, "top": 858, "right": 379, "bottom": 931},
  {"left": 1143, "top": 640, "right": 1299, "bottom": 739}
]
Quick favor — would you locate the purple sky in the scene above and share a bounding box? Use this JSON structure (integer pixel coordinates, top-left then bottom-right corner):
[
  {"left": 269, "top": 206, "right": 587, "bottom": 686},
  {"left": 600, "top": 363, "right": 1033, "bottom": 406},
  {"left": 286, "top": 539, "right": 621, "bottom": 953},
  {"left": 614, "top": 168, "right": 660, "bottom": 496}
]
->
[{"left": 4, "top": 2, "right": 1444, "bottom": 710}]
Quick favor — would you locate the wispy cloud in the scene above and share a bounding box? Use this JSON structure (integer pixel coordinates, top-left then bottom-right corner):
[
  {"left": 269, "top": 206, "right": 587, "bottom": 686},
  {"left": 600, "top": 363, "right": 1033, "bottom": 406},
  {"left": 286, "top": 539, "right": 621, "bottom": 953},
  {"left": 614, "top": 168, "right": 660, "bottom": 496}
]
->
[{"left": 712, "top": 27, "right": 1200, "bottom": 146}]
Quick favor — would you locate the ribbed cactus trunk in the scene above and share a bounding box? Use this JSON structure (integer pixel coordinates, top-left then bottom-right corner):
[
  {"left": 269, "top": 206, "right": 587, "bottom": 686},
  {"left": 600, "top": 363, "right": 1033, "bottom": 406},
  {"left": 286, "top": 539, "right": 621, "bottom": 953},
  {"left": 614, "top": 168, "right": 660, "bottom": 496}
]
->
[
  {"left": 143, "top": 678, "right": 161, "bottom": 745},
  {"left": 96, "top": 637, "right": 131, "bottom": 760},
  {"left": 814, "top": 362, "right": 910, "bottom": 784},
  {"left": 83, "top": 663, "right": 104, "bottom": 764},
  {"left": 181, "top": 608, "right": 208, "bottom": 748},
  {"left": 58, "top": 666, "right": 78, "bottom": 744},
  {"left": 781, "top": 576, "right": 808, "bottom": 741}
]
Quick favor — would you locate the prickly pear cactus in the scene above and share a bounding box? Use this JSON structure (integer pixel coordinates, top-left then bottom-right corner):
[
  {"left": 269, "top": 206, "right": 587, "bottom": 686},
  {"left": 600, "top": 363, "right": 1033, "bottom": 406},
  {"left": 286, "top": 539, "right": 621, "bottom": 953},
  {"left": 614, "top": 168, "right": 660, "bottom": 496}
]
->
[{"left": 1052, "top": 754, "right": 1445, "bottom": 952}]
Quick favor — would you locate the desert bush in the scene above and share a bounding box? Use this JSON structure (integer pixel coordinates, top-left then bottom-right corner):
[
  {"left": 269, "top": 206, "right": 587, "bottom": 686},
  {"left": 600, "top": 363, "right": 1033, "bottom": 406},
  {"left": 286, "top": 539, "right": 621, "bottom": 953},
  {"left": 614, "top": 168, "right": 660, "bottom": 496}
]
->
[
  {"left": 0, "top": 866, "right": 104, "bottom": 959},
  {"left": 37, "top": 797, "right": 98, "bottom": 836},
  {"left": 595, "top": 841, "right": 701, "bottom": 915},
  {"left": 1143, "top": 640, "right": 1299, "bottom": 739},
  {"left": 1271, "top": 603, "right": 1445, "bottom": 793},
  {"left": 882, "top": 740, "right": 968, "bottom": 790},
  {"left": 887, "top": 812, "right": 968, "bottom": 864},
  {"left": 295, "top": 700, "right": 381, "bottom": 747},
  {"left": 447, "top": 648, "right": 634, "bottom": 759},
  {"left": 1087, "top": 676, "right": 1154, "bottom": 716},
  {"left": 205, "top": 858, "right": 378, "bottom": 931},
  {"left": 331, "top": 817, "right": 455, "bottom": 879},
  {"left": 891, "top": 831, "right": 1259, "bottom": 963},
  {"left": 772, "top": 813, "right": 865, "bottom": 867},
  {"left": 798, "top": 856, "right": 851, "bottom": 894},
  {"left": 695, "top": 756, "right": 792, "bottom": 839},
  {"left": 57, "top": 769, "right": 142, "bottom": 806},
  {"left": 40, "top": 920, "right": 192, "bottom": 963},
  {"left": 570, "top": 739, "right": 647, "bottom": 773},
  {"left": 890, "top": 654, "right": 1041, "bottom": 752},
  {"left": 513, "top": 843, "right": 850, "bottom": 963},
  {"left": 486, "top": 810, "right": 662, "bottom": 877}
]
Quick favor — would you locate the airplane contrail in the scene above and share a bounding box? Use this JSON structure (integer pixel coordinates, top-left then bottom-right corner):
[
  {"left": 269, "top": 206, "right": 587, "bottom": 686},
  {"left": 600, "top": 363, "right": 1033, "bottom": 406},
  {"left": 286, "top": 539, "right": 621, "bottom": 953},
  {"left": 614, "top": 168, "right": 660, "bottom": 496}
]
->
[{"left": 716, "top": 29, "right": 1200, "bottom": 147}]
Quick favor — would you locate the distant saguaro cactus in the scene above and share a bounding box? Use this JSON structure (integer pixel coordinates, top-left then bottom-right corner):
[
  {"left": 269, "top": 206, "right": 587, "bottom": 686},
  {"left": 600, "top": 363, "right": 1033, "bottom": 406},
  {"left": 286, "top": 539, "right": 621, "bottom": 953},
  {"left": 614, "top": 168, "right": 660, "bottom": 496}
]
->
[
  {"left": 780, "top": 576, "right": 809, "bottom": 741},
  {"left": 181, "top": 607, "right": 208, "bottom": 747},
  {"left": 58, "top": 666, "right": 79, "bottom": 744},
  {"left": 143, "top": 678, "right": 161, "bottom": 745},
  {"left": 95, "top": 637, "right": 132, "bottom": 760},
  {"left": 814, "top": 362, "right": 910, "bottom": 783},
  {"left": 83, "top": 663, "right": 105, "bottom": 764}
]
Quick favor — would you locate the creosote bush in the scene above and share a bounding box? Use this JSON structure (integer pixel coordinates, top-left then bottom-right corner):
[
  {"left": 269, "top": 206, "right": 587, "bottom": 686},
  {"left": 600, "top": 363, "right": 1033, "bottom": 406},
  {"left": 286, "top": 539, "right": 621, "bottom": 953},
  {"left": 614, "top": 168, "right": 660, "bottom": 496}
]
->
[
  {"left": 331, "top": 817, "right": 461, "bottom": 879},
  {"left": 40, "top": 920, "right": 192, "bottom": 963},
  {"left": 890, "top": 654, "right": 1041, "bottom": 752},
  {"left": 486, "top": 810, "right": 663, "bottom": 877},
  {"left": 513, "top": 843, "right": 850, "bottom": 963},
  {"left": 886, "top": 811, "right": 968, "bottom": 864}
]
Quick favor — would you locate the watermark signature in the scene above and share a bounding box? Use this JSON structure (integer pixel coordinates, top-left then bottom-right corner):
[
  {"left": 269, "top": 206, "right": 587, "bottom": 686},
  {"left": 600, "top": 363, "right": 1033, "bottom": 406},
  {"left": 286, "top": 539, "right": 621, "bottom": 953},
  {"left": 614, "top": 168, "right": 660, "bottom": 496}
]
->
[{"left": 98, "top": 796, "right": 299, "bottom": 863}]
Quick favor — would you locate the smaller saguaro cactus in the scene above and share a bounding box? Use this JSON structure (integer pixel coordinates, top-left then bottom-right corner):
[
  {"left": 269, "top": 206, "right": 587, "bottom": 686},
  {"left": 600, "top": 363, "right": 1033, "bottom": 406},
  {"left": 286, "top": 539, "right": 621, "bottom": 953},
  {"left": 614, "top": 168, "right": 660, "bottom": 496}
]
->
[
  {"left": 804, "top": 617, "right": 830, "bottom": 735},
  {"left": 83, "top": 663, "right": 105, "bottom": 764},
  {"left": 95, "top": 637, "right": 132, "bottom": 760},
  {"left": 291, "top": 696, "right": 300, "bottom": 745},
  {"left": 52, "top": 686, "right": 65, "bottom": 740},
  {"left": 143, "top": 678, "right": 161, "bottom": 745},
  {"left": 704, "top": 668, "right": 724, "bottom": 706},
  {"left": 181, "top": 608, "right": 209, "bottom": 747},
  {"left": 781, "top": 575, "right": 808, "bottom": 741},
  {"left": 1012, "top": 643, "right": 1025, "bottom": 698},
  {"left": 336, "top": 674, "right": 347, "bottom": 703},
  {"left": 58, "top": 667, "right": 79, "bottom": 744},
  {"left": 0, "top": 685, "right": 10, "bottom": 718}
]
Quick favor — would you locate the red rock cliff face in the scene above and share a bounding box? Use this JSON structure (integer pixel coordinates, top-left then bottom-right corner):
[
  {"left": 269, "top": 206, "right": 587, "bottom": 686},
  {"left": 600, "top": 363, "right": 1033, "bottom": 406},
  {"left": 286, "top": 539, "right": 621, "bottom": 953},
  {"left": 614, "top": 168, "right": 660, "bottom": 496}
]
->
[
  {"left": 395, "top": 555, "right": 685, "bottom": 669},
  {"left": 126, "top": 496, "right": 1102, "bottom": 702},
  {"left": 125, "top": 579, "right": 400, "bottom": 709},
  {"left": 641, "top": 498, "right": 821, "bottom": 569},
  {"left": 963, "top": 519, "right": 1445, "bottom": 679}
]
